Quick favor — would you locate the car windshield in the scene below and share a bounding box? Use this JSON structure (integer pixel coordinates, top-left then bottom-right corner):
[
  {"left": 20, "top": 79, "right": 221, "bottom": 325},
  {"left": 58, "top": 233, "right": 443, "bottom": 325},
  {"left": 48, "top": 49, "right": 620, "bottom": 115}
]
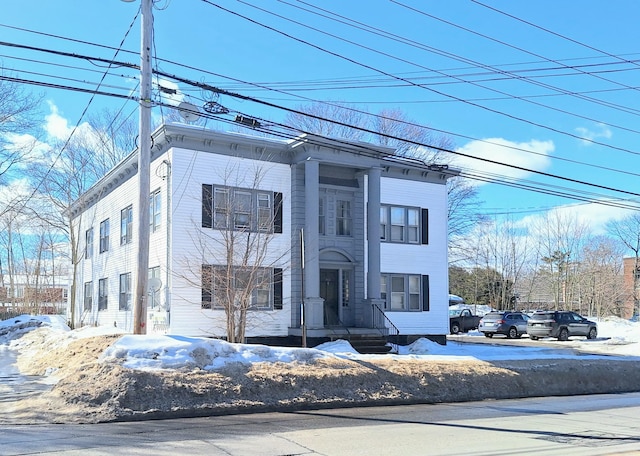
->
[{"left": 482, "top": 312, "right": 503, "bottom": 319}]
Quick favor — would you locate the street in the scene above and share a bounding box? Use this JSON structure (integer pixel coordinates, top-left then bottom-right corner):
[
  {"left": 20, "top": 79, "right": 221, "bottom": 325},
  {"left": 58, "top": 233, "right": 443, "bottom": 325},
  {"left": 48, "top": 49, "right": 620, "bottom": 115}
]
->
[{"left": 2, "top": 392, "right": 640, "bottom": 455}]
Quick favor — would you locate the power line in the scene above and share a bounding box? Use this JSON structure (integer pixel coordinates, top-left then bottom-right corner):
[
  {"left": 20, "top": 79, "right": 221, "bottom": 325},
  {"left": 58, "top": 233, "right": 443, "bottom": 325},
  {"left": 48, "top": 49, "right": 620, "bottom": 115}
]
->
[
  {"left": 200, "top": 1, "right": 640, "bottom": 157},
  {"left": 6, "top": 37, "right": 640, "bottom": 188}
]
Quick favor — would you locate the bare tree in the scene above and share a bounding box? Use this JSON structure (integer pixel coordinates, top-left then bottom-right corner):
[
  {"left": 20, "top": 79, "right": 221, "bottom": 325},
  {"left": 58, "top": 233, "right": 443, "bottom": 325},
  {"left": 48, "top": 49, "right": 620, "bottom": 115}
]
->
[
  {"left": 578, "top": 235, "right": 625, "bottom": 318},
  {"left": 607, "top": 214, "right": 640, "bottom": 318},
  {"left": 180, "top": 162, "right": 287, "bottom": 343},
  {"left": 0, "top": 75, "right": 42, "bottom": 185},
  {"left": 27, "top": 109, "right": 136, "bottom": 327},
  {"left": 533, "top": 211, "right": 590, "bottom": 310},
  {"left": 284, "top": 102, "right": 367, "bottom": 141}
]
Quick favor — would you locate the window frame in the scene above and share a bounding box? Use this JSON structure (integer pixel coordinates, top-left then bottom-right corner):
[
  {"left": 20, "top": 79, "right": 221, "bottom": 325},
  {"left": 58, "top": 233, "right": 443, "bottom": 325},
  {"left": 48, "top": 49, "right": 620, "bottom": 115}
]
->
[
  {"left": 336, "top": 199, "right": 352, "bottom": 236},
  {"left": 98, "top": 278, "right": 108, "bottom": 311},
  {"left": 207, "top": 185, "right": 276, "bottom": 233},
  {"left": 201, "top": 265, "right": 280, "bottom": 311},
  {"left": 119, "top": 273, "right": 132, "bottom": 311},
  {"left": 99, "top": 219, "right": 110, "bottom": 253},
  {"left": 85, "top": 228, "right": 94, "bottom": 259},
  {"left": 150, "top": 188, "right": 161, "bottom": 233},
  {"left": 381, "top": 205, "right": 422, "bottom": 244},
  {"left": 380, "top": 273, "right": 424, "bottom": 312},
  {"left": 83, "top": 281, "right": 93, "bottom": 311},
  {"left": 120, "top": 205, "right": 133, "bottom": 245}
]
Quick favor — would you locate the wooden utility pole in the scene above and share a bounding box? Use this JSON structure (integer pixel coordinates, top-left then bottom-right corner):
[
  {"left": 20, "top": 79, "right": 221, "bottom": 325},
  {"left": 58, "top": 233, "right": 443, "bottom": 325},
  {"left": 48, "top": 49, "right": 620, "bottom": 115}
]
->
[{"left": 132, "top": 0, "right": 153, "bottom": 334}]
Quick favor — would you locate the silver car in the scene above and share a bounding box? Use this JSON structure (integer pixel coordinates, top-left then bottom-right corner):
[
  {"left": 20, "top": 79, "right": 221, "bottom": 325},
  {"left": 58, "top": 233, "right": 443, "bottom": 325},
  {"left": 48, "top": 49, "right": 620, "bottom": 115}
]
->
[{"left": 479, "top": 311, "right": 529, "bottom": 339}]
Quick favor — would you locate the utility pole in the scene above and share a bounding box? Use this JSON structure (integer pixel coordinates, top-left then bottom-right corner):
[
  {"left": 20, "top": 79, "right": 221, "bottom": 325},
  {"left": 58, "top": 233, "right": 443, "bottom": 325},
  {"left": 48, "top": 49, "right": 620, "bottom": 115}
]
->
[{"left": 127, "top": 0, "right": 153, "bottom": 334}]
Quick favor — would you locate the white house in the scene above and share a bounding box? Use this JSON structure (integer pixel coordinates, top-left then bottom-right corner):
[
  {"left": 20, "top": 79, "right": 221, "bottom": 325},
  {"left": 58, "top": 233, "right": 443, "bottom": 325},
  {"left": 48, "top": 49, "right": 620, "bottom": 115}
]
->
[{"left": 68, "top": 123, "right": 458, "bottom": 346}]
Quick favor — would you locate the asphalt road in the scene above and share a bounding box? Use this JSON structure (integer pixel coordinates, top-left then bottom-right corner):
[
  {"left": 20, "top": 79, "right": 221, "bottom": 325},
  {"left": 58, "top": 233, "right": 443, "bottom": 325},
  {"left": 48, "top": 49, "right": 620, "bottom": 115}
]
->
[{"left": 2, "top": 393, "right": 640, "bottom": 455}]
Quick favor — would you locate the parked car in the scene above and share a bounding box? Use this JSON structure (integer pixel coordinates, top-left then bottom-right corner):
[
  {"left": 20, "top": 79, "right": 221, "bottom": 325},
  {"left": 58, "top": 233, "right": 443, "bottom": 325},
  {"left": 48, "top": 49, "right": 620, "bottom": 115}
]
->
[
  {"left": 478, "top": 311, "right": 529, "bottom": 339},
  {"left": 449, "top": 308, "right": 482, "bottom": 334},
  {"left": 527, "top": 311, "right": 597, "bottom": 341}
]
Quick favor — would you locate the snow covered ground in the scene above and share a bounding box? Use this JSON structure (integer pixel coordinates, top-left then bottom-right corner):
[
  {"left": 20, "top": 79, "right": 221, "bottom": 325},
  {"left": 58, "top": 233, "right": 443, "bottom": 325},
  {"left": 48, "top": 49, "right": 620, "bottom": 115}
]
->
[{"left": 2, "top": 314, "right": 639, "bottom": 373}]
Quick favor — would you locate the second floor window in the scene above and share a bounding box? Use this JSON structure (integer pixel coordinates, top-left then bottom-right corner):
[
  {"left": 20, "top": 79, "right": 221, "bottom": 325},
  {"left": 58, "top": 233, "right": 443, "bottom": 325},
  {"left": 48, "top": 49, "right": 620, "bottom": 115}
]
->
[
  {"left": 319, "top": 197, "right": 325, "bottom": 235},
  {"left": 150, "top": 189, "right": 161, "bottom": 232},
  {"left": 381, "top": 206, "right": 423, "bottom": 244},
  {"left": 121, "top": 205, "right": 133, "bottom": 245},
  {"left": 336, "top": 200, "right": 352, "bottom": 236},
  {"left": 85, "top": 228, "right": 94, "bottom": 259},
  {"left": 202, "top": 184, "right": 282, "bottom": 233},
  {"left": 99, "top": 219, "right": 110, "bottom": 253}
]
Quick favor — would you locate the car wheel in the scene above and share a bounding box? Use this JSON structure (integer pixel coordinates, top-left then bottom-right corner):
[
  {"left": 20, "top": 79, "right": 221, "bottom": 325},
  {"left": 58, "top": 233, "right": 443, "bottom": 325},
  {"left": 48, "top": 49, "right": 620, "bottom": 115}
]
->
[
  {"left": 530, "top": 335, "right": 539, "bottom": 340},
  {"left": 507, "top": 327, "right": 518, "bottom": 339},
  {"left": 485, "top": 333, "right": 493, "bottom": 338},
  {"left": 587, "top": 327, "right": 597, "bottom": 340},
  {"left": 450, "top": 323, "right": 460, "bottom": 334},
  {"left": 558, "top": 328, "right": 569, "bottom": 341}
]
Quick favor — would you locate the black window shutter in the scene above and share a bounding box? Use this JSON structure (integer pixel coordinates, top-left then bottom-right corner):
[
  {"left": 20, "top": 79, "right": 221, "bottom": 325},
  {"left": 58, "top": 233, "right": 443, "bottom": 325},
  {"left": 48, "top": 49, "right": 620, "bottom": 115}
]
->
[
  {"left": 422, "top": 275, "right": 430, "bottom": 311},
  {"left": 273, "top": 268, "right": 283, "bottom": 309},
  {"left": 273, "top": 192, "right": 283, "bottom": 234},
  {"left": 201, "top": 265, "right": 212, "bottom": 309},
  {"left": 202, "top": 184, "right": 213, "bottom": 228},
  {"left": 421, "top": 208, "right": 429, "bottom": 245}
]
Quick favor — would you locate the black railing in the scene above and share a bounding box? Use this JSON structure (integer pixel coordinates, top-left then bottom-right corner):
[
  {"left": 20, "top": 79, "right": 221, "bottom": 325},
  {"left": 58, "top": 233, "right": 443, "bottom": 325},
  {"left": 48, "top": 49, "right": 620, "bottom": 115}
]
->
[{"left": 372, "top": 303, "right": 400, "bottom": 346}]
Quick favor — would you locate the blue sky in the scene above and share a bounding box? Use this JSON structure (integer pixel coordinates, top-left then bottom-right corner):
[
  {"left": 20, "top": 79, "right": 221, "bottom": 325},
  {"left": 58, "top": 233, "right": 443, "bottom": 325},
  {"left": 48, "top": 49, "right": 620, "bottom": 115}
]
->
[{"left": 3, "top": 0, "right": 640, "bottom": 233}]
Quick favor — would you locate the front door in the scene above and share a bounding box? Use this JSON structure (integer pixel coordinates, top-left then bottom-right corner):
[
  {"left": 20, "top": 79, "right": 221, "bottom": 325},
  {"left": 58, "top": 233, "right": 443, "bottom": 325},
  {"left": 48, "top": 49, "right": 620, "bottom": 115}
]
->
[{"left": 320, "top": 269, "right": 340, "bottom": 325}]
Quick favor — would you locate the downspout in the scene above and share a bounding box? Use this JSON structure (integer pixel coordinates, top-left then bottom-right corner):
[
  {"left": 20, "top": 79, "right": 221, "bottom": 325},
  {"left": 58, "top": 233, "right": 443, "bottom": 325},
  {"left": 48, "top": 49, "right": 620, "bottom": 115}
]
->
[{"left": 163, "top": 159, "right": 172, "bottom": 328}]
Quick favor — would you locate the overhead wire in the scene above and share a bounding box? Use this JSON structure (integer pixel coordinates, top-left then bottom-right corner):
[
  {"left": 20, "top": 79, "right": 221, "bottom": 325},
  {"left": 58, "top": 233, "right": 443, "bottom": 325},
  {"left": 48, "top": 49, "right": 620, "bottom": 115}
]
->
[
  {"left": 3, "top": 6, "right": 142, "bottom": 216},
  {"left": 200, "top": 1, "right": 640, "bottom": 158},
  {"left": 7, "top": 37, "right": 640, "bottom": 186},
  {"left": 4, "top": 8, "right": 640, "bottom": 212}
]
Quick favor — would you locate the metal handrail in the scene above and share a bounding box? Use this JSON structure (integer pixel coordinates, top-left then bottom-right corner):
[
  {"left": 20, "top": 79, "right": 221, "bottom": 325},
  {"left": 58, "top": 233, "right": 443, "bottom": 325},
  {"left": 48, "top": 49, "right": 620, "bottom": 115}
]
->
[{"left": 372, "top": 303, "right": 400, "bottom": 346}]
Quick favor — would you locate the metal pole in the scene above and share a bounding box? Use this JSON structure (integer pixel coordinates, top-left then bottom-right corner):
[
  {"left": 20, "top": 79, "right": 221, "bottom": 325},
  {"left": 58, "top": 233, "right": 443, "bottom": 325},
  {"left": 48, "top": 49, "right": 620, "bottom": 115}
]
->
[{"left": 133, "top": 0, "right": 153, "bottom": 334}]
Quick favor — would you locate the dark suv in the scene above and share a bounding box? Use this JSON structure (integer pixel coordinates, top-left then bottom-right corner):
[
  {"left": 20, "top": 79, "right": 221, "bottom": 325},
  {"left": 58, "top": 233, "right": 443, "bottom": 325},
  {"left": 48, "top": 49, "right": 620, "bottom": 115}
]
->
[
  {"left": 527, "top": 311, "right": 597, "bottom": 341},
  {"left": 478, "top": 311, "right": 529, "bottom": 339}
]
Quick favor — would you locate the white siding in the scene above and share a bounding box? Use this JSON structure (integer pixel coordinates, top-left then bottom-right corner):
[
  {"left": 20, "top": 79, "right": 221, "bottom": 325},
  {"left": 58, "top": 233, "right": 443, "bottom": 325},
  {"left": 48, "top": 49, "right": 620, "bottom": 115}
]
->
[
  {"left": 379, "top": 177, "right": 449, "bottom": 335},
  {"left": 168, "top": 148, "right": 292, "bottom": 337},
  {"left": 73, "top": 151, "right": 170, "bottom": 331}
]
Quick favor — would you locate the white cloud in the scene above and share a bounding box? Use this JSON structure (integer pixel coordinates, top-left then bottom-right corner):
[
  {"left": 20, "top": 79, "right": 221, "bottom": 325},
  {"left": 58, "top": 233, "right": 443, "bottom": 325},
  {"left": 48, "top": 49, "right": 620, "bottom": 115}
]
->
[
  {"left": 1, "top": 132, "right": 51, "bottom": 166},
  {"left": 452, "top": 137, "right": 554, "bottom": 184},
  {"left": 575, "top": 123, "right": 612, "bottom": 146},
  {"left": 44, "top": 101, "right": 94, "bottom": 143}
]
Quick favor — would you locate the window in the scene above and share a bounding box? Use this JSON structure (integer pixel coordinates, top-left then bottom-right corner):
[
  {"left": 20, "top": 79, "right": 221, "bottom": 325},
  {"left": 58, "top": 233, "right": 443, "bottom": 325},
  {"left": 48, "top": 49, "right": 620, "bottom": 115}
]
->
[
  {"left": 381, "top": 273, "right": 427, "bottom": 311},
  {"left": 202, "top": 265, "right": 282, "bottom": 310},
  {"left": 380, "top": 207, "right": 387, "bottom": 240},
  {"left": 319, "top": 197, "right": 325, "bottom": 235},
  {"left": 99, "top": 219, "right": 110, "bottom": 253},
  {"left": 121, "top": 205, "right": 133, "bottom": 245},
  {"left": 380, "top": 206, "right": 424, "bottom": 244},
  {"left": 214, "top": 188, "right": 230, "bottom": 229},
  {"left": 150, "top": 189, "right": 161, "bottom": 232},
  {"left": 336, "top": 200, "right": 352, "bottom": 236},
  {"left": 234, "top": 190, "right": 252, "bottom": 229},
  {"left": 149, "top": 266, "right": 161, "bottom": 309},
  {"left": 119, "top": 273, "right": 131, "bottom": 311},
  {"left": 203, "top": 184, "right": 281, "bottom": 233},
  {"left": 257, "top": 192, "right": 271, "bottom": 231},
  {"left": 83, "top": 282, "right": 92, "bottom": 311},
  {"left": 85, "top": 228, "right": 94, "bottom": 259},
  {"left": 98, "top": 278, "right": 108, "bottom": 311}
]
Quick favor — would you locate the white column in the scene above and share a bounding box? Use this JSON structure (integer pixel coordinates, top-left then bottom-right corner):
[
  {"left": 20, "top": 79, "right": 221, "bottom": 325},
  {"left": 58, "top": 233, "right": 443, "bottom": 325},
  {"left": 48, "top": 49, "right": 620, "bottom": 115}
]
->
[
  {"left": 367, "top": 167, "right": 382, "bottom": 299},
  {"left": 303, "top": 159, "right": 324, "bottom": 328}
]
